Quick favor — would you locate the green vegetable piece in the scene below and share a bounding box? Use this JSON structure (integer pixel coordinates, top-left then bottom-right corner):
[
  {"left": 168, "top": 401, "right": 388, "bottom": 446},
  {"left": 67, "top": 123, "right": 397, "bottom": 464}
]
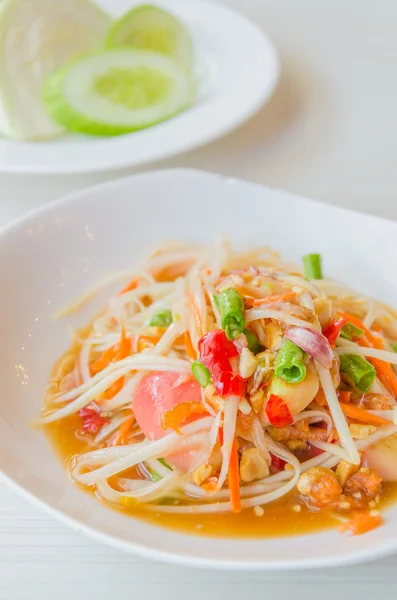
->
[
  {"left": 192, "top": 361, "right": 211, "bottom": 387},
  {"left": 243, "top": 328, "right": 261, "bottom": 355},
  {"left": 339, "top": 354, "right": 376, "bottom": 392},
  {"left": 275, "top": 339, "right": 307, "bottom": 383},
  {"left": 106, "top": 4, "right": 194, "bottom": 71},
  {"left": 215, "top": 288, "right": 245, "bottom": 340},
  {"left": 42, "top": 48, "right": 195, "bottom": 136},
  {"left": 392, "top": 342, "right": 397, "bottom": 353},
  {"left": 340, "top": 322, "right": 364, "bottom": 341},
  {"left": 147, "top": 458, "right": 172, "bottom": 481},
  {"left": 302, "top": 253, "right": 322, "bottom": 280},
  {"left": 149, "top": 309, "right": 172, "bottom": 327}
]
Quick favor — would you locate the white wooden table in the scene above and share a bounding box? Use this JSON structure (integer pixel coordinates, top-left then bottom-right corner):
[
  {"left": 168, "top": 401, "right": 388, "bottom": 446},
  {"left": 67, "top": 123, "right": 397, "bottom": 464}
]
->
[{"left": 2, "top": 0, "right": 397, "bottom": 597}]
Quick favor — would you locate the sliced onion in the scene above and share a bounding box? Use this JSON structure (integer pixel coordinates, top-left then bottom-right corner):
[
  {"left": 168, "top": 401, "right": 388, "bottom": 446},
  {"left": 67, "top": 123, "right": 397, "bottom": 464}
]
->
[{"left": 286, "top": 326, "right": 334, "bottom": 368}]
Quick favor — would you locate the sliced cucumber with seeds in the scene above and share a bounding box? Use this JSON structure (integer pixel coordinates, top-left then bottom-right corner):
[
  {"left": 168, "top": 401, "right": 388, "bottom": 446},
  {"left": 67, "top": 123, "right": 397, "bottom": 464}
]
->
[
  {"left": 42, "top": 48, "right": 195, "bottom": 136},
  {"left": 107, "top": 4, "right": 193, "bottom": 71}
]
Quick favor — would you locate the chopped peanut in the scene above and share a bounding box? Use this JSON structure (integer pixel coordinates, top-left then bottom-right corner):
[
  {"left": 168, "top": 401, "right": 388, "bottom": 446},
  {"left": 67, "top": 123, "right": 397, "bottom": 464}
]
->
[
  {"left": 240, "top": 448, "right": 270, "bottom": 483},
  {"left": 285, "top": 439, "right": 307, "bottom": 452},
  {"left": 253, "top": 505, "right": 264, "bottom": 517},
  {"left": 192, "top": 464, "right": 213, "bottom": 487},
  {"left": 239, "top": 348, "right": 258, "bottom": 378},
  {"left": 349, "top": 424, "right": 377, "bottom": 440},
  {"left": 335, "top": 459, "right": 360, "bottom": 487},
  {"left": 250, "top": 389, "right": 265, "bottom": 413}
]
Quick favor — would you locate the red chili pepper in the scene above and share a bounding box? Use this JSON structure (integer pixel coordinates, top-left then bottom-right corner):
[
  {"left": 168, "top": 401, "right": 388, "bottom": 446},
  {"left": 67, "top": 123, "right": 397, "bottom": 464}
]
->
[
  {"left": 79, "top": 407, "right": 109, "bottom": 434},
  {"left": 198, "top": 330, "right": 246, "bottom": 397},
  {"left": 322, "top": 316, "right": 347, "bottom": 347},
  {"left": 265, "top": 394, "right": 294, "bottom": 428}
]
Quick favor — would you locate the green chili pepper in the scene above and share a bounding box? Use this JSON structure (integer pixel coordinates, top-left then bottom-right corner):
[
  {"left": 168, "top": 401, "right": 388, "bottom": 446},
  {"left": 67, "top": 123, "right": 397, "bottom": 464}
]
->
[
  {"left": 214, "top": 288, "right": 245, "bottom": 340},
  {"left": 302, "top": 253, "right": 322, "bottom": 280},
  {"left": 149, "top": 309, "right": 172, "bottom": 327},
  {"left": 243, "top": 328, "right": 261, "bottom": 355},
  {"left": 192, "top": 361, "right": 212, "bottom": 387},
  {"left": 340, "top": 322, "right": 364, "bottom": 341},
  {"left": 339, "top": 354, "right": 376, "bottom": 392},
  {"left": 275, "top": 339, "right": 307, "bottom": 383}
]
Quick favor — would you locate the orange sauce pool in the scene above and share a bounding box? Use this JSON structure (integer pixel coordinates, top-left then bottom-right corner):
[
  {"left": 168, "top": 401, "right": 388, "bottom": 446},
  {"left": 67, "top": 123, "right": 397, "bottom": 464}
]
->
[{"left": 44, "top": 416, "right": 397, "bottom": 538}]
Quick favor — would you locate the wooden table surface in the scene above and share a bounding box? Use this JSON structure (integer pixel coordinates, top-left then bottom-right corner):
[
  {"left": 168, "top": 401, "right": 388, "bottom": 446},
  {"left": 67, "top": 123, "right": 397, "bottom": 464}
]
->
[{"left": 2, "top": 0, "right": 397, "bottom": 597}]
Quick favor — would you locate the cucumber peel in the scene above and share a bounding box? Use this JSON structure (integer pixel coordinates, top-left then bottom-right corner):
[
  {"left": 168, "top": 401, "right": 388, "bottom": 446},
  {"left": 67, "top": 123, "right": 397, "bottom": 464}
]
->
[
  {"left": 42, "top": 48, "right": 195, "bottom": 136},
  {"left": 107, "top": 4, "right": 193, "bottom": 71}
]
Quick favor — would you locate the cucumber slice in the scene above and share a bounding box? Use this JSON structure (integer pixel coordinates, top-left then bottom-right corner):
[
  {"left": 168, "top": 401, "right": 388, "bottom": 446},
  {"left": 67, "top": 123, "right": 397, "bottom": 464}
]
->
[
  {"left": 107, "top": 4, "right": 193, "bottom": 71},
  {"left": 0, "top": 0, "right": 111, "bottom": 140},
  {"left": 42, "top": 48, "right": 195, "bottom": 136}
]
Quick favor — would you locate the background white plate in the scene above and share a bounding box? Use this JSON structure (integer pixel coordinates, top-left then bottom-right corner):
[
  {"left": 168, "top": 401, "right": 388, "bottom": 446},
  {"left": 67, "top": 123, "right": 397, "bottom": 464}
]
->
[
  {"left": 0, "top": 0, "right": 279, "bottom": 174},
  {"left": 1, "top": 169, "right": 397, "bottom": 570}
]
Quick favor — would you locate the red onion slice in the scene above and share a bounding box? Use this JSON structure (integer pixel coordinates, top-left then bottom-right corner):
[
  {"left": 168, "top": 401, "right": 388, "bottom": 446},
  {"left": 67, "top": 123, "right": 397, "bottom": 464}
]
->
[{"left": 285, "top": 326, "right": 334, "bottom": 368}]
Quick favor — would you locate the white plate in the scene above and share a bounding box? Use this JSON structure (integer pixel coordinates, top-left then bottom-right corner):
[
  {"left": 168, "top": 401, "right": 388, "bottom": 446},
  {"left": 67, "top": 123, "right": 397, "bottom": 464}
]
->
[
  {"left": 3, "top": 169, "right": 397, "bottom": 570},
  {"left": 0, "top": 0, "right": 279, "bottom": 174}
]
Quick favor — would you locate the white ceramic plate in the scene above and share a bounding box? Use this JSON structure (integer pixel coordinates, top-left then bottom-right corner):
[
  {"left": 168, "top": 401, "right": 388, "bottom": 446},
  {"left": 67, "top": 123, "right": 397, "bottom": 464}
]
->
[
  {"left": 2, "top": 169, "right": 397, "bottom": 570},
  {"left": 0, "top": 0, "right": 279, "bottom": 174}
]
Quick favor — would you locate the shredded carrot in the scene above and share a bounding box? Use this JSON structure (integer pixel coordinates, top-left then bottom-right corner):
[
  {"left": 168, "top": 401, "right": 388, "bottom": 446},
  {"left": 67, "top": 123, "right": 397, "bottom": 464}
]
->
[
  {"left": 339, "top": 402, "right": 392, "bottom": 426},
  {"left": 338, "top": 311, "right": 397, "bottom": 398},
  {"left": 137, "top": 335, "right": 163, "bottom": 352},
  {"left": 114, "top": 326, "right": 131, "bottom": 360},
  {"left": 119, "top": 279, "right": 138, "bottom": 295},
  {"left": 339, "top": 511, "right": 383, "bottom": 535},
  {"left": 161, "top": 401, "right": 208, "bottom": 433},
  {"left": 112, "top": 415, "right": 135, "bottom": 445},
  {"left": 90, "top": 346, "right": 115, "bottom": 376},
  {"left": 338, "top": 391, "right": 352, "bottom": 403},
  {"left": 228, "top": 438, "right": 241, "bottom": 513},
  {"left": 102, "top": 377, "right": 124, "bottom": 400},
  {"left": 184, "top": 331, "right": 197, "bottom": 360},
  {"left": 188, "top": 291, "right": 204, "bottom": 338}
]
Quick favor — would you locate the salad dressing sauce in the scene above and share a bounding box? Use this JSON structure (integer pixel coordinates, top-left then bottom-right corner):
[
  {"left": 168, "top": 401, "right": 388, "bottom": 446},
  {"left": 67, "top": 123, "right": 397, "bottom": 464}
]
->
[{"left": 46, "top": 416, "right": 396, "bottom": 537}]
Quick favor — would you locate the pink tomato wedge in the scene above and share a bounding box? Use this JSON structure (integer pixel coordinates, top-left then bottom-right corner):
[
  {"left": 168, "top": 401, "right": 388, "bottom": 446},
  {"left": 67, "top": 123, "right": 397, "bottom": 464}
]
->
[{"left": 132, "top": 371, "right": 205, "bottom": 472}]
